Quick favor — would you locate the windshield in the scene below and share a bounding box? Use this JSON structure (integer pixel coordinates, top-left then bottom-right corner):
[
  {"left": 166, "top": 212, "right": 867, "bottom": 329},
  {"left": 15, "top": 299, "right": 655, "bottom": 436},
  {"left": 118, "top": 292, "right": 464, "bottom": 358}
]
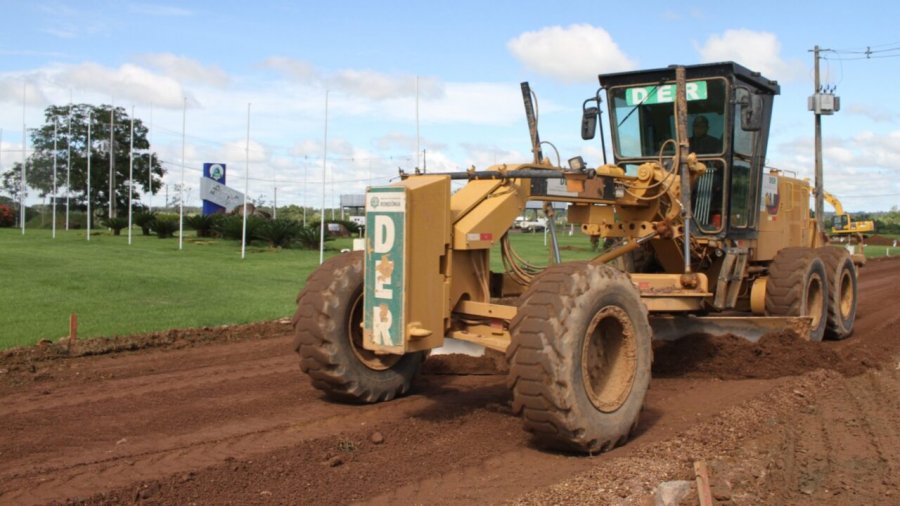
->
[{"left": 609, "top": 78, "right": 728, "bottom": 158}]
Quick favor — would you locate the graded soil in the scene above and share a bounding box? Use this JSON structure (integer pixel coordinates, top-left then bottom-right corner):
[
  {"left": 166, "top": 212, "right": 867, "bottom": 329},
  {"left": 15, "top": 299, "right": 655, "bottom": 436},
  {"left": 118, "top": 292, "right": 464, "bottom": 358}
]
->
[{"left": 0, "top": 257, "right": 898, "bottom": 505}]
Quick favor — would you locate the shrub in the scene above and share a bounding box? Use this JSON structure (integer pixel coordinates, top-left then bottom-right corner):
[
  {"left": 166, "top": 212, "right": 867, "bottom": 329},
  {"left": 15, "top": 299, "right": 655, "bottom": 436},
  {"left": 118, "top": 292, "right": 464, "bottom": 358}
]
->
[
  {"left": 186, "top": 214, "right": 222, "bottom": 238},
  {"left": 257, "top": 218, "right": 305, "bottom": 248},
  {"left": 215, "top": 214, "right": 266, "bottom": 241},
  {"left": 0, "top": 204, "right": 14, "bottom": 227},
  {"left": 134, "top": 211, "right": 157, "bottom": 236},
  {"left": 295, "top": 225, "right": 331, "bottom": 249},
  {"left": 154, "top": 215, "right": 179, "bottom": 239},
  {"left": 102, "top": 216, "right": 130, "bottom": 236}
]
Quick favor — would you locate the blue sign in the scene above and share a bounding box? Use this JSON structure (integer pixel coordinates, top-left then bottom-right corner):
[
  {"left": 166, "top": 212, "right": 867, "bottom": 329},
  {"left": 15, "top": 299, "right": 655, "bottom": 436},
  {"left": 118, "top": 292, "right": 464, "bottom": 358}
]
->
[{"left": 202, "top": 163, "right": 226, "bottom": 216}]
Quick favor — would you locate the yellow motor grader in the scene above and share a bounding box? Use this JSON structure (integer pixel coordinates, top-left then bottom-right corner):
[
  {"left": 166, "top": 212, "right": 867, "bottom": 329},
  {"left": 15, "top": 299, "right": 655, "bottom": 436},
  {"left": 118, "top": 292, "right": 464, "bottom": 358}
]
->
[{"left": 292, "top": 62, "right": 858, "bottom": 453}]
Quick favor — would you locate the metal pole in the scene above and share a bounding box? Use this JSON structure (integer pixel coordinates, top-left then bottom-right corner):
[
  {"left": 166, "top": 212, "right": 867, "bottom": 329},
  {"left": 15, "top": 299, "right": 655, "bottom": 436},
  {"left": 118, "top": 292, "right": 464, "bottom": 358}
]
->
[
  {"left": 128, "top": 107, "right": 134, "bottom": 245},
  {"left": 302, "top": 155, "right": 308, "bottom": 226},
  {"left": 21, "top": 82, "right": 26, "bottom": 234},
  {"left": 179, "top": 97, "right": 186, "bottom": 250},
  {"left": 66, "top": 95, "right": 72, "bottom": 230},
  {"left": 148, "top": 104, "right": 153, "bottom": 212},
  {"left": 273, "top": 185, "right": 277, "bottom": 219},
  {"left": 813, "top": 45, "right": 825, "bottom": 234},
  {"left": 319, "top": 91, "right": 329, "bottom": 264},
  {"left": 241, "top": 103, "right": 251, "bottom": 259},
  {"left": 109, "top": 104, "right": 114, "bottom": 219},
  {"left": 416, "top": 75, "right": 420, "bottom": 170},
  {"left": 87, "top": 112, "right": 92, "bottom": 241},
  {"left": 52, "top": 122, "right": 57, "bottom": 238}
]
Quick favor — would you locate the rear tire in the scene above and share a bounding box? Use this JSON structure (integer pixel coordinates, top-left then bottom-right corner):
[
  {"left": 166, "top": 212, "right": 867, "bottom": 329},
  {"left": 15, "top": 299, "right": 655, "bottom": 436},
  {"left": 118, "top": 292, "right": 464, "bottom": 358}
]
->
[
  {"left": 817, "top": 246, "right": 857, "bottom": 340},
  {"left": 292, "top": 251, "right": 425, "bottom": 403},
  {"left": 507, "top": 262, "right": 652, "bottom": 453},
  {"left": 765, "top": 248, "right": 829, "bottom": 342}
]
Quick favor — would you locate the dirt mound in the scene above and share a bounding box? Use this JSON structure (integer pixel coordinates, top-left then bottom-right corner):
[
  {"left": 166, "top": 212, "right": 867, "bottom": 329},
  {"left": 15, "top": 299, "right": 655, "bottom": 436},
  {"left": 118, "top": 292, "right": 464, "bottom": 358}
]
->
[
  {"left": 651, "top": 331, "right": 875, "bottom": 380},
  {"left": 865, "top": 234, "right": 896, "bottom": 246}
]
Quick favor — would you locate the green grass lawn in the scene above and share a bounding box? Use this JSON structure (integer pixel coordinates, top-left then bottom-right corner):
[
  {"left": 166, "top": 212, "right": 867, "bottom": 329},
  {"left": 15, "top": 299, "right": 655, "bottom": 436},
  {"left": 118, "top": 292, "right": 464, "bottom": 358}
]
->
[
  {"left": 4, "top": 224, "right": 893, "bottom": 349},
  {"left": 0, "top": 228, "right": 354, "bottom": 348},
  {"left": 0, "top": 226, "right": 596, "bottom": 348}
]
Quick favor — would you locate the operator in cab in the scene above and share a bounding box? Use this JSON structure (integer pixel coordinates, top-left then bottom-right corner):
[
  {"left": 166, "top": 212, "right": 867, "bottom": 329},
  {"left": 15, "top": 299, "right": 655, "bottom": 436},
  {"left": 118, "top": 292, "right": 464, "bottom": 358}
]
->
[{"left": 689, "top": 115, "right": 720, "bottom": 154}]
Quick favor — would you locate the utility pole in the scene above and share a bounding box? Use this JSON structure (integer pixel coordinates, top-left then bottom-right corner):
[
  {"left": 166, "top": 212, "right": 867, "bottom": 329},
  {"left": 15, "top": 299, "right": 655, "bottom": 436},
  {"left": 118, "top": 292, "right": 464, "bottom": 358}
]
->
[
  {"left": 813, "top": 45, "right": 824, "bottom": 233},
  {"left": 809, "top": 45, "right": 840, "bottom": 235}
]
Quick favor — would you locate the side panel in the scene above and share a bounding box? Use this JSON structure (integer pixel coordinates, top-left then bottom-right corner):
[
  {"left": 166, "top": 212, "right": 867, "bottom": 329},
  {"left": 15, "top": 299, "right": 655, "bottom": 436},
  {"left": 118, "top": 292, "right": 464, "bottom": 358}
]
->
[
  {"left": 363, "top": 188, "right": 408, "bottom": 354},
  {"left": 363, "top": 176, "right": 451, "bottom": 354},
  {"left": 755, "top": 174, "right": 813, "bottom": 261}
]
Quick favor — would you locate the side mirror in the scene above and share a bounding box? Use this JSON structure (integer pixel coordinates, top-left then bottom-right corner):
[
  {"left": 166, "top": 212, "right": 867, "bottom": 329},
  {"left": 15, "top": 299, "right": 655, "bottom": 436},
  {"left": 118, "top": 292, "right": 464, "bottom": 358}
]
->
[
  {"left": 736, "top": 88, "right": 763, "bottom": 131},
  {"left": 581, "top": 106, "right": 598, "bottom": 140}
]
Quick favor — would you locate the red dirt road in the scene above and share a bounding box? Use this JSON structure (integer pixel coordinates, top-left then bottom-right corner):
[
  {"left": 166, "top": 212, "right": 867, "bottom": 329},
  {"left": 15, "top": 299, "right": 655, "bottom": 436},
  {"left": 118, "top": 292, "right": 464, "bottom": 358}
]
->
[{"left": 1, "top": 258, "right": 898, "bottom": 505}]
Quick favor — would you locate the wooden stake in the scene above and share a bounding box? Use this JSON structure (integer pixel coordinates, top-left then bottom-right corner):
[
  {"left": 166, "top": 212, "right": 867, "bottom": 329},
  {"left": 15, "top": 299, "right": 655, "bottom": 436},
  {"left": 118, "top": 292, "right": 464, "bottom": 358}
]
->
[
  {"left": 68, "top": 313, "right": 77, "bottom": 352},
  {"left": 694, "top": 460, "right": 714, "bottom": 506}
]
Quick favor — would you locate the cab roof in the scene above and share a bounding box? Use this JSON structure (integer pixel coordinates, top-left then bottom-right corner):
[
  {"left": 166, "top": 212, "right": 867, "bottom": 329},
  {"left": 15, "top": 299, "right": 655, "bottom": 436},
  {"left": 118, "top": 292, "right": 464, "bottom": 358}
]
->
[{"left": 598, "top": 61, "right": 780, "bottom": 95}]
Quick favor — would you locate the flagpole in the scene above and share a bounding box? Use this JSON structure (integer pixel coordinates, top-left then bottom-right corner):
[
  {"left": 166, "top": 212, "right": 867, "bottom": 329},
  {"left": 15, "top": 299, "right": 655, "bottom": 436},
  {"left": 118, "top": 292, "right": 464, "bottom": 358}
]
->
[
  {"left": 148, "top": 103, "right": 153, "bottom": 212},
  {"left": 52, "top": 121, "right": 57, "bottom": 238},
  {"left": 108, "top": 103, "right": 114, "bottom": 220},
  {"left": 179, "top": 97, "right": 186, "bottom": 250},
  {"left": 128, "top": 106, "right": 134, "bottom": 245},
  {"left": 87, "top": 112, "right": 92, "bottom": 241},
  {"left": 66, "top": 91, "right": 72, "bottom": 230},
  {"left": 319, "top": 91, "right": 329, "bottom": 265},
  {"left": 21, "top": 82, "right": 26, "bottom": 235},
  {"left": 241, "top": 103, "right": 251, "bottom": 260}
]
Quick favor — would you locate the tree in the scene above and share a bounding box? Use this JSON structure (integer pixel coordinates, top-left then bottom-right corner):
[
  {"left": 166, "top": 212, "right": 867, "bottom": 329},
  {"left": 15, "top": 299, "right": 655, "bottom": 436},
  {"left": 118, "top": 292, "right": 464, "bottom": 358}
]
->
[
  {"left": 0, "top": 166, "right": 27, "bottom": 205},
  {"left": 1, "top": 104, "right": 166, "bottom": 218}
]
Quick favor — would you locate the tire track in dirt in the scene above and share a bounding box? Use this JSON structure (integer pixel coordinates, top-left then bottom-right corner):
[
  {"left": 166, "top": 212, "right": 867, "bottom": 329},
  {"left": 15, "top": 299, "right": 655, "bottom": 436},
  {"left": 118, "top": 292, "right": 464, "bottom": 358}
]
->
[{"left": 0, "top": 372, "right": 506, "bottom": 505}]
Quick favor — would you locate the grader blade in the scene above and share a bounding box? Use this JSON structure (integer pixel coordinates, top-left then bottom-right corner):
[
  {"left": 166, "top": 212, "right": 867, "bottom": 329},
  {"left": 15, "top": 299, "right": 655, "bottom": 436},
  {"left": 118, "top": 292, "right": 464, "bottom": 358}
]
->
[{"left": 649, "top": 315, "right": 813, "bottom": 343}]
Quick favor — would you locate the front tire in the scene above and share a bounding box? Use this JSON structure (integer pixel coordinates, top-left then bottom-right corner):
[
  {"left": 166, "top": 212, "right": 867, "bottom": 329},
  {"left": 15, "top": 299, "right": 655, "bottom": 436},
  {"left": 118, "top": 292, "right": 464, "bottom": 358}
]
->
[
  {"left": 507, "top": 262, "right": 652, "bottom": 453},
  {"left": 765, "top": 247, "right": 829, "bottom": 342},
  {"left": 292, "top": 251, "right": 425, "bottom": 403}
]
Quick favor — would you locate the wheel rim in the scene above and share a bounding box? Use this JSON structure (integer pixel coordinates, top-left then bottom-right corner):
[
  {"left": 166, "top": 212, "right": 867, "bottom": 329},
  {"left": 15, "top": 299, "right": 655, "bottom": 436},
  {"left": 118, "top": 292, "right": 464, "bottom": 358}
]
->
[
  {"left": 806, "top": 273, "right": 825, "bottom": 328},
  {"left": 838, "top": 267, "right": 853, "bottom": 319},
  {"left": 347, "top": 292, "right": 401, "bottom": 371},
  {"left": 581, "top": 305, "right": 638, "bottom": 413}
]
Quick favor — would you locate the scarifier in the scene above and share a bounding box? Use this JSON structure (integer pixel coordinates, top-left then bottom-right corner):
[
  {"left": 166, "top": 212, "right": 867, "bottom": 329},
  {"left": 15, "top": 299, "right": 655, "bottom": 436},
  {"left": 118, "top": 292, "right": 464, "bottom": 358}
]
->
[{"left": 291, "top": 62, "right": 859, "bottom": 453}]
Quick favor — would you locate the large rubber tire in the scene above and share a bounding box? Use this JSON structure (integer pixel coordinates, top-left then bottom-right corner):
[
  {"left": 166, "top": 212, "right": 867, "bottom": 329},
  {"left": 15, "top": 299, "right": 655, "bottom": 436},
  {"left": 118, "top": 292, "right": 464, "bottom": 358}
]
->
[
  {"left": 507, "top": 262, "right": 652, "bottom": 453},
  {"left": 292, "top": 251, "right": 425, "bottom": 403},
  {"left": 817, "top": 246, "right": 857, "bottom": 340},
  {"left": 765, "top": 248, "right": 829, "bottom": 342}
]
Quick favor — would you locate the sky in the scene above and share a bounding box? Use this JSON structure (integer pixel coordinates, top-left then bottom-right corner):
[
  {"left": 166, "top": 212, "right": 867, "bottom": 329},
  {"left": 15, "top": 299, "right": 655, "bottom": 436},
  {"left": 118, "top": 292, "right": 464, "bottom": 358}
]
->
[{"left": 1, "top": 0, "right": 898, "bottom": 212}]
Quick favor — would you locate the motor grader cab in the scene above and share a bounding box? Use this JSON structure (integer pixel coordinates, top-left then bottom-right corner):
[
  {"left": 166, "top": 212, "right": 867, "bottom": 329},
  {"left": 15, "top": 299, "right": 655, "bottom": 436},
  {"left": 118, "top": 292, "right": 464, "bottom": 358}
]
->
[{"left": 292, "top": 62, "right": 859, "bottom": 453}]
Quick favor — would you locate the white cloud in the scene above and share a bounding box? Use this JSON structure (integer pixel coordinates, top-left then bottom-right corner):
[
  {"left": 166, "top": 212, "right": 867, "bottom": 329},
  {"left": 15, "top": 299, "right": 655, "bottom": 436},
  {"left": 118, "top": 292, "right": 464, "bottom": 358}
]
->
[
  {"left": 507, "top": 24, "right": 636, "bottom": 83},
  {"left": 263, "top": 56, "right": 443, "bottom": 101},
  {"left": 0, "top": 78, "right": 49, "bottom": 106},
  {"left": 140, "top": 53, "right": 229, "bottom": 87},
  {"left": 845, "top": 103, "right": 900, "bottom": 123},
  {"left": 695, "top": 29, "right": 804, "bottom": 81},
  {"left": 262, "top": 57, "right": 319, "bottom": 82},
  {"left": 219, "top": 139, "right": 268, "bottom": 164},
  {"left": 328, "top": 70, "right": 442, "bottom": 101},
  {"left": 770, "top": 131, "right": 900, "bottom": 210},
  {"left": 54, "top": 62, "right": 190, "bottom": 108},
  {"left": 420, "top": 82, "right": 525, "bottom": 125},
  {"left": 460, "top": 142, "right": 526, "bottom": 168}
]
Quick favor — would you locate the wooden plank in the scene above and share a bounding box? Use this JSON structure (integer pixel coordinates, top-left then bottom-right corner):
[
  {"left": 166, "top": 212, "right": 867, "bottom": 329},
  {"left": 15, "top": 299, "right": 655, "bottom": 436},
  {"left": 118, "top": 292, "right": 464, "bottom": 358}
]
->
[{"left": 694, "top": 460, "right": 714, "bottom": 506}]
